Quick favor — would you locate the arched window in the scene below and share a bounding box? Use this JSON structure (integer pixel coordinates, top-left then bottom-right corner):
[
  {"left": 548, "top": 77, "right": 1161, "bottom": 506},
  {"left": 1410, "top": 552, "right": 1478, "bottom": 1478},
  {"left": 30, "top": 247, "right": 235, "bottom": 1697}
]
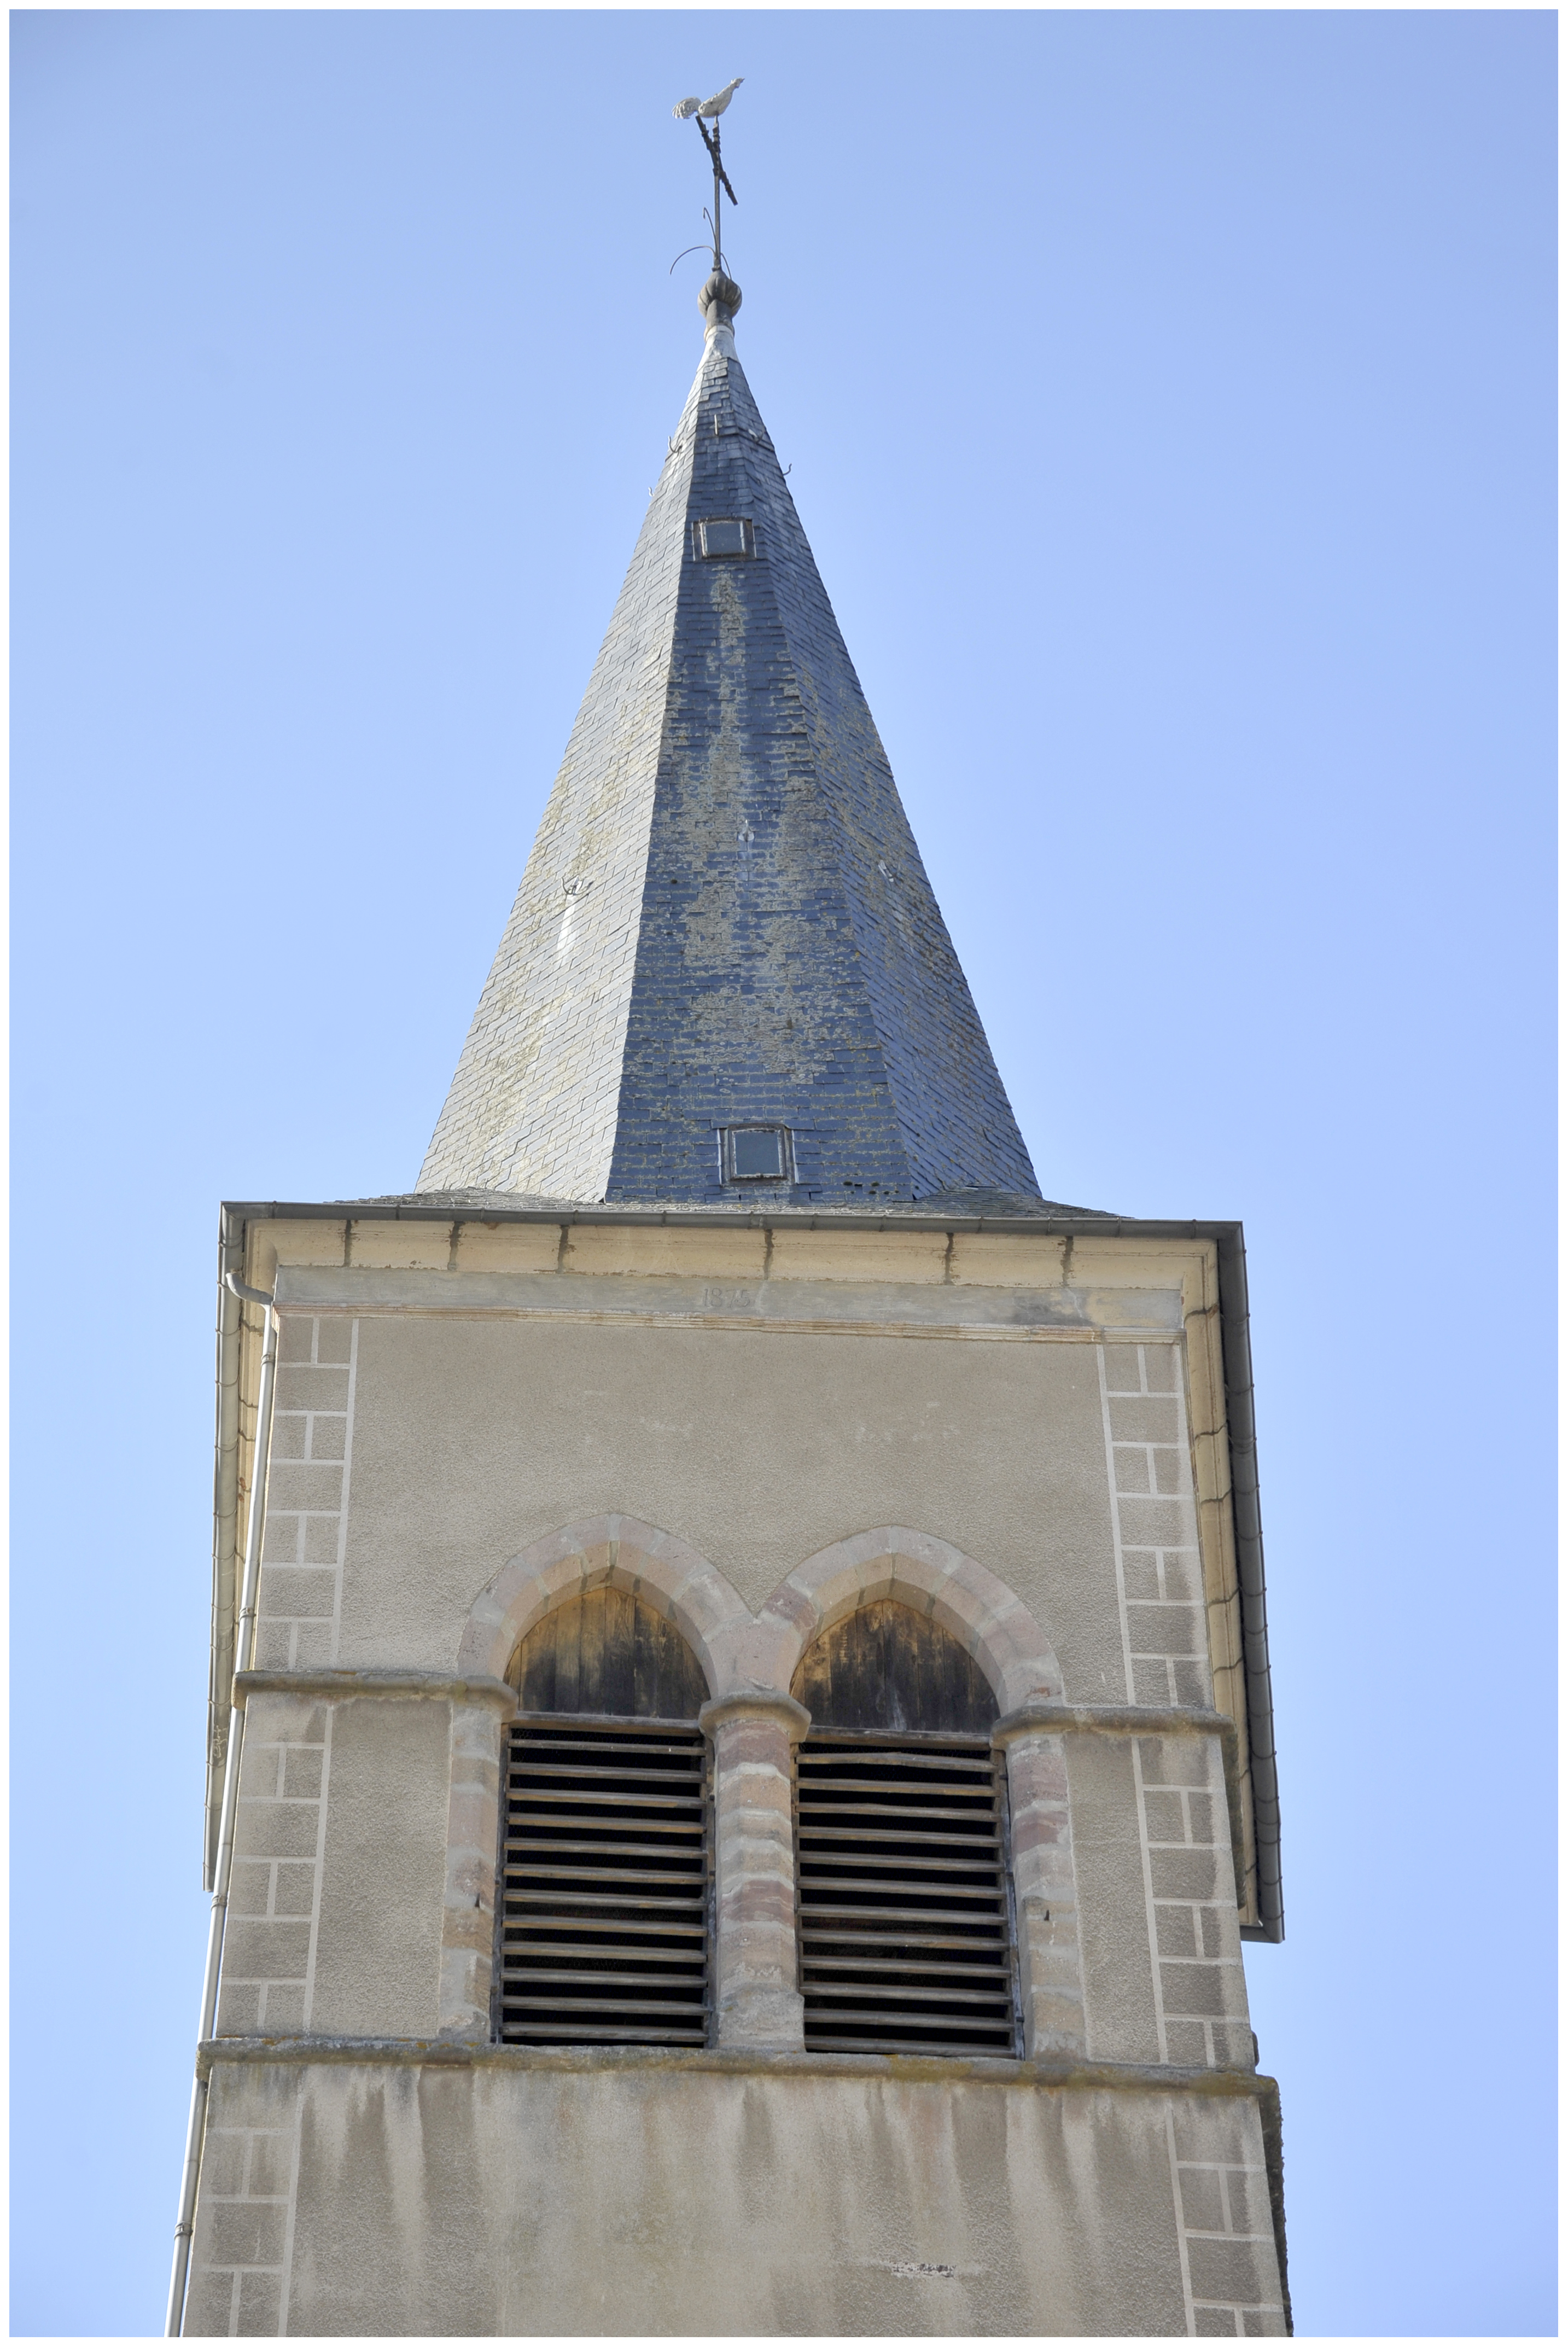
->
[
  {"left": 791, "top": 1600, "right": 1021, "bottom": 2058},
  {"left": 497, "top": 1586, "right": 711, "bottom": 2049}
]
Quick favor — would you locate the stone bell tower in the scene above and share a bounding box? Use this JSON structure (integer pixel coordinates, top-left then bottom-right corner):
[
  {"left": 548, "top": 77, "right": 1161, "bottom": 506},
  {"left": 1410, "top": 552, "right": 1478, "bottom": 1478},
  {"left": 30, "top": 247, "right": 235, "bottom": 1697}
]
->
[{"left": 171, "top": 235, "right": 1287, "bottom": 2338}]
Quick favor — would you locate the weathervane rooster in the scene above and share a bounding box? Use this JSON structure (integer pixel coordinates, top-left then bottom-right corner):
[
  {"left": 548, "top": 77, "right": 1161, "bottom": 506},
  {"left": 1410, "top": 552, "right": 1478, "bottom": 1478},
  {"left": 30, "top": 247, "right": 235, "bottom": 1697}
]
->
[{"left": 672, "top": 78, "right": 743, "bottom": 275}]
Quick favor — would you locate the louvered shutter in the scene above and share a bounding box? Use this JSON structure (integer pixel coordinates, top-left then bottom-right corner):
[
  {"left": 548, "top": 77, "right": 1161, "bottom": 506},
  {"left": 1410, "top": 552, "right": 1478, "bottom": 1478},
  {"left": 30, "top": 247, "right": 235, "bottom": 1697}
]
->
[
  {"left": 497, "top": 1719, "right": 710, "bottom": 2046},
  {"left": 796, "top": 1731, "right": 1021, "bottom": 2056}
]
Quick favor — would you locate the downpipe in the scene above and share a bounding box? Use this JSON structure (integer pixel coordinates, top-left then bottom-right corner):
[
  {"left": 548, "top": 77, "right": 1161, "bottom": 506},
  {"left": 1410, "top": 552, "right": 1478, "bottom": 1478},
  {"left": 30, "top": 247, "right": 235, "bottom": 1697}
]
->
[{"left": 166, "top": 1275, "right": 280, "bottom": 2337}]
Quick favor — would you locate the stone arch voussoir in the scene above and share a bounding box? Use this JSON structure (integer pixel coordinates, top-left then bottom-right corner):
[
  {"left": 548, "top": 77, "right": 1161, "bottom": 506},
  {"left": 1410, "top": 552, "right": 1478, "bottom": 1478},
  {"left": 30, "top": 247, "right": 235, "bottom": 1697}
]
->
[
  {"left": 757, "top": 1527, "right": 1063, "bottom": 1715},
  {"left": 457, "top": 1513, "right": 753, "bottom": 1700}
]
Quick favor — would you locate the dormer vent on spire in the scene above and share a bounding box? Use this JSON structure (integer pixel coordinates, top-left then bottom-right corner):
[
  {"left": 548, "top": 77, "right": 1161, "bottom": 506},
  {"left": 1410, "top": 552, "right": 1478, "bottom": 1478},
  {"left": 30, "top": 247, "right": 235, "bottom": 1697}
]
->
[
  {"left": 417, "top": 282, "right": 1040, "bottom": 1209},
  {"left": 694, "top": 516, "right": 753, "bottom": 558}
]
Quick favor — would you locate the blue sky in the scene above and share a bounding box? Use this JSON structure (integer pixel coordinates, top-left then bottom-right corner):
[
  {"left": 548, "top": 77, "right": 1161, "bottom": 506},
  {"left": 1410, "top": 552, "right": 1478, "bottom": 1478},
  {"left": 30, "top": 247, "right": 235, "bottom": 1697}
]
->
[{"left": 11, "top": 10, "right": 1556, "bottom": 2336}]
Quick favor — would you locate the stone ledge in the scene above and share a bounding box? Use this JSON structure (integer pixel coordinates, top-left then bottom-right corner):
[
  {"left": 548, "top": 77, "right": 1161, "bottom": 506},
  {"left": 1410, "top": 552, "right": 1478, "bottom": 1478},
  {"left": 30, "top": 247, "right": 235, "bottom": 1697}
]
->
[
  {"left": 234, "top": 1669, "right": 516, "bottom": 1711},
  {"left": 992, "top": 1701, "right": 1235, "bottom": 1746},
  {"left": 994, "top": 1703, "right": 1249, "bottom": 1930},
  {"left": 197, "top": 2032, "right": 1274, "bottom": 2103}
]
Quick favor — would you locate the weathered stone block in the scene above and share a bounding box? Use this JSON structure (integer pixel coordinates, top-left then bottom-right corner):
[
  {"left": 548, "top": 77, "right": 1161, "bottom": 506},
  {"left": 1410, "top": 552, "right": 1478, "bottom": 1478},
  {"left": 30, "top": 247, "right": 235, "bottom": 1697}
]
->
[
  {"left": 1156, "top": 1904, "right": 1198, "bottom": 1958},
  {"left": 1114, "top": 1445, "right": 1153, "bottom": 1495},
  {"left": 1123, "top": 1551, "right": 1162, "bottom": 1600},
  {"left": 1173, "top": 1656, "right": 1213, "bottom": 1708},
  {"left": 223, "top": 1918, "right": 311, "bottom": 1981},
  {"left": 236, "top": 2269, "right": 283, "bottom": 2337},
  {"left": 1161, "top": 1961, "right": 1228, "bottom": 2018},
  {"left": 1107, "top": 1394, "right": 1180, "bottom": 1444},
  {"left": 1165, "top": 2018, "right": 1208, "bottom": 2066},
  {"left": 260, "top": 1982, "right": 306, "bottom": 2031},
  {"left": 1143, "top": 1789, "right": 1187, "bottom": 1844},
  {"left": 213, "top": 1978, "right": 260, "bottom": 2035},
  {"left": 1127, "top": 1597, "right": 1203, "bottom": 1655},
  {"left": 258, "top": 1566, "right": 336, "bottom": 1621},
  {"left": 182, "top": 2266, "right": 236, "bottom": 2337},
  {"left": 229, "top": 1862, "right": 271, "bottom": 1918},
  {"left": 1150, "top": 1848, "right": 1226, "bottom": 1904},
  {"left": 1228, "top": 2168, "right": 1272, "bottom": 2235},
  {"left": 237, "top": 1742, "right": 282, "bottom": 1801},
  {"left": 1149, "top": 1447, "right": 1185, "bottom": 1496},
  {"left": 250, "top": 1622, "right": 292, "bottom": 1670},
  {"left": 246, "top": 1694, "right": 325, "bottom": 1745},
  {"left": 197, "top": 2130, "right": 248, "bottom": 2197},
  {"left": 1138, "top": 1737, "right": 1211, "bottom": 1789},
  {"left": 453, "top": 1220, "right": 563, "bottom": 1274},
  {"left": 270, "top": 1412, "right": 308, "bottom": 1461},
  {"left": 307, "top": 1414, "right": 347, "bottom": 1463},
  {"left": 948, "top": 1232, "right": 1064, "bottom": 1286},
  {"left": 301, "top": 1516, "right": 341, "bottom": 1565},
  {"left": 1187, "top": 2235, "right": 1273, "bottom": 2304},
  {"left": 1179, "top": 2165, "right": 1226, "bottom": 2231},
  {"left": 1101, "top": 1344, "right": 1144, "bottom": 1391},
  {"left": 349, "top": 1220, "right": 452, "bottom": 1270},
  {"left": 1160, "top": 1550, "right": 1202, "bottom": 1603},
  {"left": 316, "top": 1316, "right": 354, "bottom": 1364},
  {"left": 207, "top": 2197, "right": 284, "bottom": 2269},
  {"left": 274, "top": 1364, "right": 350, "bottom": 1413},
  {"left": 260, "top": 1515, "right": 301, "bottom": 1566},
  {"left": 235, "top": 1801, "right": 322, "bottom": 1861},
  {"left": 768, "top": 1228, "right": 948, "bottom": 1284},
  {"left": 1213, "top": 2021, "right": 1258, "bottom": 2069},
  {"left": 265, "top": 1462, "right": 344, "bottom": 1516},
  {"left": 1116, "top": 1497, "right": 1194, "bottom": 1551},
  {"left": 257, "top": 1219, "right": 348, "bottom": 1273}
]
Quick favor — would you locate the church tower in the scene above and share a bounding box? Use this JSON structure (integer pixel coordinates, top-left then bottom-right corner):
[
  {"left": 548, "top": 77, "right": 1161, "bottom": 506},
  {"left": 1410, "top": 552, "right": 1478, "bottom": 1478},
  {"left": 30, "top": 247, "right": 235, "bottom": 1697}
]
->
[{"left": 171, "top": 167, "right": 1286, "bottom": 2338}]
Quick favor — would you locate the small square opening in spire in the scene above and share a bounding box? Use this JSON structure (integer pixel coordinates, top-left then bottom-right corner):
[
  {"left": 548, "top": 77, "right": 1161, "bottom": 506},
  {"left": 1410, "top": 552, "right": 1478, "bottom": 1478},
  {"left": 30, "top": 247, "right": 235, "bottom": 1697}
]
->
[
  {"left": 695, "top": 517, "right": 754, "bottom": 560},
  {"left": 721, "top": 1125, "right": 792, "bottom": 1184}
]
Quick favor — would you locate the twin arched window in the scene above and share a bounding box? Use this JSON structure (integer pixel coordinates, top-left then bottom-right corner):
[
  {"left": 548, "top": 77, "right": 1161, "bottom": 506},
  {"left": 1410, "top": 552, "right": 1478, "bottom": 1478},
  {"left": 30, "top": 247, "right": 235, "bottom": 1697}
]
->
[{"left": 496, "top": 1590, "right": 1020, "bottom": 2058}]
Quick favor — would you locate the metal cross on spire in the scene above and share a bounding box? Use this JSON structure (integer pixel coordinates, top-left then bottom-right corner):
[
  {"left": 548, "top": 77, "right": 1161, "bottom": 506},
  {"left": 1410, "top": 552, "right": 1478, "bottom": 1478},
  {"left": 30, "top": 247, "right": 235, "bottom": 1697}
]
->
[{"left": 672, "top": 79, "right": 742, "bottom": 273}]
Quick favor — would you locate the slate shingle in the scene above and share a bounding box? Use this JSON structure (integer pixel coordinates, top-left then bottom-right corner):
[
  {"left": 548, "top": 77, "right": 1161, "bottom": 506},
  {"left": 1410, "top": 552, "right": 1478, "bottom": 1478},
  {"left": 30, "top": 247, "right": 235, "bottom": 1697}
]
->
[{"left": 418, "top": 310, "right": 1041, "bottom": 1207}]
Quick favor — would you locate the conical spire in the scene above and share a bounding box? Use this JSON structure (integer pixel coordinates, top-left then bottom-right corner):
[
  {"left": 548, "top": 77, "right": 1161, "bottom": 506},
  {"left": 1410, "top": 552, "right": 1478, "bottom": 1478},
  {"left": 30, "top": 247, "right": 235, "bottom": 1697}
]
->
[{"left": 418, "top": 278, "right": 1040, "bottom": 1207}]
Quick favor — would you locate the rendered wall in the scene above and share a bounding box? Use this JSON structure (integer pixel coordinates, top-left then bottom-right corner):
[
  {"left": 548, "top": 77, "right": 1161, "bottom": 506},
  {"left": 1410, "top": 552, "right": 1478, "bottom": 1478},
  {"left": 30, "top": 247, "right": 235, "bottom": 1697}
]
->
[
  {"left": 190, "top": 1218, "right": 1281, "bottom": 2337},
  {"left": 187, "top": 2054, "right": 1286, "bottom": 2337}
]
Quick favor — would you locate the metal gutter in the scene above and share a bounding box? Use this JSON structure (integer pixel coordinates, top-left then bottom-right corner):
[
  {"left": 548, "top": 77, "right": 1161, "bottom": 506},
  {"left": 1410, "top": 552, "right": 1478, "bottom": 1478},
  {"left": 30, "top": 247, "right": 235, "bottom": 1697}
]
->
[
  {"left": 205, "top": 1220, "right": 247, "bottom": 1890},
  {"left": 211, "top": 1196, "right": 1284, "bottom": 1941},
  {"left": 1213, "top": 1228, "right": 1283, "bottom": 1943},
  {"left": 226, "top": 1196, "right": 1243, "bottom": 1239}
]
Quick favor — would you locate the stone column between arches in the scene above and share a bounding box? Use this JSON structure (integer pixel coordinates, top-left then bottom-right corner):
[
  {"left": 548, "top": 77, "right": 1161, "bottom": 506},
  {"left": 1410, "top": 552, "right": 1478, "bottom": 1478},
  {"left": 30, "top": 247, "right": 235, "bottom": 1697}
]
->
[
  {"left": 698, "top": 1691, "right": 810, "bottom": 2052},
  {"left": 993, "top": 1709, "right": 1087, "bottom": 2057},
  {"left": 437, "top": 1686, "right": 518, "bottom": 2042}
]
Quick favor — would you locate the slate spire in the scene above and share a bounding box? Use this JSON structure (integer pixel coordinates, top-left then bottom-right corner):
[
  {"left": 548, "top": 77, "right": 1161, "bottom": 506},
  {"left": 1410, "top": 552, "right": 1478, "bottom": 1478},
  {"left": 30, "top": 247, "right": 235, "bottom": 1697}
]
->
[{"left": 418, "top": 275, "right": 1040, "bottom": 1207}]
